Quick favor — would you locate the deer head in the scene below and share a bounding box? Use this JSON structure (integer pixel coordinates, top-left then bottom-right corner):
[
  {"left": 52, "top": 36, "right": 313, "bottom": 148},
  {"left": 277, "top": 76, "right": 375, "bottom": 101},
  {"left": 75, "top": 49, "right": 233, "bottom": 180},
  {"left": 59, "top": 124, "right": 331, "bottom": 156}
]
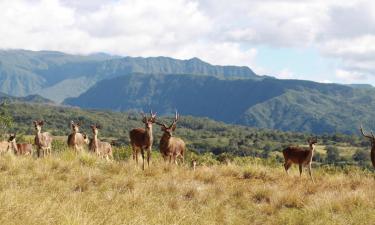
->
[
  {"left": 156, "top": 111, "right": 179, "bottom": 138},
  {"left": 82, "top": 132, "right": 90, "bottom": 144},
  {"left": 70, "top": 121, "right": 82, "bottom": 133},
  {"left": 90, "top": 124, "right": 102, "bottom": 135},
  {"left": 8, "top": 133, "right": 16, "bottom": 143},
  {"left": 141, "top": 110, "right": 157, "bottom": 129},
  {"left": 33, "top": 120, "right": 44, "bottom": 132},
  {"left": 308, "top": 137, "right": 318, "bottom": 147}
]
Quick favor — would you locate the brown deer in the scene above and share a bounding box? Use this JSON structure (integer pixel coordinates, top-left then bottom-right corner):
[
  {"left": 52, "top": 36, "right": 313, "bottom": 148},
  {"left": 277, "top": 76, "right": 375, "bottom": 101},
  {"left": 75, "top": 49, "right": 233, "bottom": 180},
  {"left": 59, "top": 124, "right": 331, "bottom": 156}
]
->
[
  {"left": 67, "top": 121, "right": 89, "bottom": 152},
  {"left": 156, "top": 111, "right": 185, "bottom": 165},
  {"left": 8, "top": 133, "right": 33, "bottom": 155},
  {"left": 129, "top": 111, "right": 157, "bottom": 170},
  {"left": 359, "top": 125, "right": 375, "bottom": 168},
  {"left": 282, "top": 137, "right": 317, "bottom": 182},
  {"left": 89, "top": 124, "right": 113, "bottom": 160},
  {"left": 33, "top": 120, "right": 53, "bottom": 157}
]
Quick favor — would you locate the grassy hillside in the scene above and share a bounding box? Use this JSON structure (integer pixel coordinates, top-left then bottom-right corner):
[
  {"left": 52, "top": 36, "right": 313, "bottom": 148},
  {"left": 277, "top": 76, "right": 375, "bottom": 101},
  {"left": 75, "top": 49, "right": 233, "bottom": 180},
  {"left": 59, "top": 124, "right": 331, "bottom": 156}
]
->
[
  {"left": 0, "top": 151, "right": 373, "bottom": 225},
  {"left": 2, "top": 102, "right": 373, "bottom": 168}
]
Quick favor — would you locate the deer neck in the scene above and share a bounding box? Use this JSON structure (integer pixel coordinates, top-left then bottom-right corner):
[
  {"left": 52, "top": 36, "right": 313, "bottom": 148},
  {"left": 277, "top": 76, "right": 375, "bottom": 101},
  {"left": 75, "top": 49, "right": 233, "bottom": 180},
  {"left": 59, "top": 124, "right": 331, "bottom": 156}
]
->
[
  {"left": 145, "top": 126, "right": 153, "bottom": 143},
  {"left": 36, "top": 130, "right": 42, "bottom": 140},
  {"left": 160, "top": 133, "right": 171, "bottom": 146},
  {"left": 306, "top": 144, "right": 316, "bottom": 161},
  {"left": 93, "top": 133, "right": 99, "bottom": 147},
  {"left": 10, "top": 141, "right": 18, "bottom": 152}
]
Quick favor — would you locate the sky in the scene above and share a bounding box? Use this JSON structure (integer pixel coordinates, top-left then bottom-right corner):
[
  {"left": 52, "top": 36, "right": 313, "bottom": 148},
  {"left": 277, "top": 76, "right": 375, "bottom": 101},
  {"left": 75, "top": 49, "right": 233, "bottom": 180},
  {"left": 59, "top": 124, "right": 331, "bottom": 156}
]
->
[{"left": 0, "top": 0, "right": 375, "bottom": 84}]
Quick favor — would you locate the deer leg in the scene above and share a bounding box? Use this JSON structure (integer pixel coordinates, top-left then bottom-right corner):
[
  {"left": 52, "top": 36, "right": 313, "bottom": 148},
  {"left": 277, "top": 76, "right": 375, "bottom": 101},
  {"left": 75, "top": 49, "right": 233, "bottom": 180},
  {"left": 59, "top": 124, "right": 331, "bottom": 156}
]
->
[
  {"left": 284, "top": 161, "right": 291, "bottom": 174},
  {"left": 299, "top": 164, "right": 303, "bottom": 177},
  {"left": 146, "top": 148, "right": 151, "bottom": 168},
  {"left": 135, "top": 148, "right": 139, "bottom": 165},
  {"left": 308, "top": 164, "right": 315, "bottom": 183},
  {"left": 131, "top": 144, "right": 136, "bottom": 161},
  {"left": 141, "top": 148, "right": 145, "bottom": 170}
]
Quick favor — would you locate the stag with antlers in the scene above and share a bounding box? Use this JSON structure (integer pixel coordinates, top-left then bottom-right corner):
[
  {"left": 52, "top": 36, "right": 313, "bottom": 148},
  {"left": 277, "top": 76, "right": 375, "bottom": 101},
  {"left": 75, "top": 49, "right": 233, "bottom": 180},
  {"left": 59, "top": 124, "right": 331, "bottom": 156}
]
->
[
  {"left": 33, "top": 120, "right": 53, "bottom": 157},
  {"left": 359, "top": 125, "right": 375, "bottom": 168},
  {"left": 67, "top": 121, "right": 89, "bottom": 152},
  {"left": 282, "top": 137, "right": 318, "bottom": 182},
  {"left": 129, "top": 110, "right": 157, "bottom": 170},
  {"left": 156, "top": 111, "right": 185, "bottom": 165}
]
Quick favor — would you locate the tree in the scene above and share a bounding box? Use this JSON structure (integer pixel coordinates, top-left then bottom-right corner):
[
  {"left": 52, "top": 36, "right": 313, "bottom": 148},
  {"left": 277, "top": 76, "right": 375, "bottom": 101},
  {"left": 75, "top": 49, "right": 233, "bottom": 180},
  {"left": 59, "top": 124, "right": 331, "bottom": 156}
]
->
[
  {"left": 0, "top": 101, "right": 13, "bottom": 138},
  {"left": 325, "top": 145, "right": 340, "bottom": 163}
]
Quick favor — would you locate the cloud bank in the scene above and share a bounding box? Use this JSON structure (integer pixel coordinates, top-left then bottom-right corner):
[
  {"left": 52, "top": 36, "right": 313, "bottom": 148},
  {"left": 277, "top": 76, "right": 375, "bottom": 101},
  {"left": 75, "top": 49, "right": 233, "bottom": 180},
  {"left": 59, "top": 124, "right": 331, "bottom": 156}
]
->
[{"left": 0, "top": 0, "right": 374, "bottom": 82}]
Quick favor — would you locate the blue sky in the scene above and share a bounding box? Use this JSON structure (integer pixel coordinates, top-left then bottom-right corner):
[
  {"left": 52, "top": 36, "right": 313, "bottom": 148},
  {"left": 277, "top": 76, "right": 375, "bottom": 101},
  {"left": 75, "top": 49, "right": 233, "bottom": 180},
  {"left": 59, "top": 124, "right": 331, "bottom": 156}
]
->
[{"left": 0, "top": 0, "right": 375, "bottom": 85}]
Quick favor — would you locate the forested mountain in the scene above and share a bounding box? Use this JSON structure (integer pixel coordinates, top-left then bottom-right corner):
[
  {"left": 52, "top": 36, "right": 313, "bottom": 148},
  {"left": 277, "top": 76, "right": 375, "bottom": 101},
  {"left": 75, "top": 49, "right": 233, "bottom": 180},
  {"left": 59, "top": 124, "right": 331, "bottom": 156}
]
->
[
  {"left": 2, "top": 49, "right": 375, "bottom": 134},
  {"left": 64, "top": 74, "right": 375, "bottom": 134},
  {"left": 0, "top": 50, "right": 260, "bottom": 102}
]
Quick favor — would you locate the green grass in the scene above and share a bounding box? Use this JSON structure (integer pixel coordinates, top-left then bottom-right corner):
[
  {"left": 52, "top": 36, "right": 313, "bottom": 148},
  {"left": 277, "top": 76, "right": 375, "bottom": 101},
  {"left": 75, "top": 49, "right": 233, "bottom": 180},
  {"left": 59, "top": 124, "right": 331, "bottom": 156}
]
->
[{"left": 0, "top": 147, "right": 374, "bottom": 225}]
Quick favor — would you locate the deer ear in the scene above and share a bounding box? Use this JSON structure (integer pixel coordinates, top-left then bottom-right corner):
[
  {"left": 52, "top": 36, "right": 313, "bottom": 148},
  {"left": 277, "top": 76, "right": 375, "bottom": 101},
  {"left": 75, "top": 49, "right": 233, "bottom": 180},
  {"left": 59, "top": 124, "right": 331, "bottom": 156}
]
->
[
  {"left": 97, "top": 125, "right": 102, "bottom": 129},
  {"left": 40, "top": 121, "right": 44, "bottom": 126},
  {"left": 171, "top": 124, "right": 177, "bottom": 131}
]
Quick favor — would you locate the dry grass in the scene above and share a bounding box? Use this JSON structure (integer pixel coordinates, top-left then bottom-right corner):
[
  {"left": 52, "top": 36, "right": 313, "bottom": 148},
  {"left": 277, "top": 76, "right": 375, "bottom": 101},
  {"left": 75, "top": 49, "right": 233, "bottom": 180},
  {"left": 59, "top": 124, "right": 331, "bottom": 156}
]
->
[{"left": 0, "top": 151, "right": 373, "bottom": 225}]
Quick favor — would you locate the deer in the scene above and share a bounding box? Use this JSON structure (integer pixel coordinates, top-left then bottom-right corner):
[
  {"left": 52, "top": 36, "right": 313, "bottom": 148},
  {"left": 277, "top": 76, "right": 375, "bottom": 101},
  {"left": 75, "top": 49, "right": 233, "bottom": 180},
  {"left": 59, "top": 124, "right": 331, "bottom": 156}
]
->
[
  {"left": 156, "top": 111, "right": 185, "bottom": 165},
  {"left": 8, "top": 133, "right": 33, "bottom": 155},
  {"left": 33, "top": 120, "right": 53, "bottom": 157},
  {"left": 359, "top": 125, "right": 375, "bottom": 168},
  {"left": 282, "top": 137, "right": 318, "bottom": 182},
  {"left": 67, "top": 121, "right": 89, "bottom": 152},
  {"left": 89, "top": 124, "right": 113, "bottom": 160},
  {"left": 129, "top": 111, "right": 157, "bottom": 170}
]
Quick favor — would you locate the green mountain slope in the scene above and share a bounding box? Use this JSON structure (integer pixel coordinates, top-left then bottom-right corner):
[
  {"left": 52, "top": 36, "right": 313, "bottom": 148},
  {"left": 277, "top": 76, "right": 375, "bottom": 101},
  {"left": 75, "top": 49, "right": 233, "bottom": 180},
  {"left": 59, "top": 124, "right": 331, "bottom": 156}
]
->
[
  {"left": 64, "top": 73, "right": 373, "bottom": 134},
  {"left": 0, "top": 50, "right": 260, "bottom": 102}
]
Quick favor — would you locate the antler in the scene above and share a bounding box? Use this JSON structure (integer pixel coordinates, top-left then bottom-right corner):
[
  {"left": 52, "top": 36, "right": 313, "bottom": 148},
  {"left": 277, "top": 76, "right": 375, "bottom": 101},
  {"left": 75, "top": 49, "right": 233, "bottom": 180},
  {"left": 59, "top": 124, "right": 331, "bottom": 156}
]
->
[
  {"left": 140, "top": 111, "right": 147, "bottom": 123},
  {"left": 150, "top": 110, "right": 157, "bottom": 118},
  {"left": 156, "top": 121, "right": 169, "bottom": 129},
  {"left": 360, "top": 124, "right": 373, "bottom": 139},
  {"left": 169, "top": 110, "right": 180, "bottom": 129}
]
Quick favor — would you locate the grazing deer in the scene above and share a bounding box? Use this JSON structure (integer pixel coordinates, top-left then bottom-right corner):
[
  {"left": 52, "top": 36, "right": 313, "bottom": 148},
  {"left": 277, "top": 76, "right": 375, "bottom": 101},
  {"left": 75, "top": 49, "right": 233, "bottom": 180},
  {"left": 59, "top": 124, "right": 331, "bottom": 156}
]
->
[
  {"left": 359, "top": 125, "right": 375, "bottom": 168},
  {"left": 129, "top": 111, "right": 157, "bottom": 170},
  {"left": 156, "top": 111, "right": 185, "bottom": 165},
  {"left": 89, "top": 124, "right": 113, "bottom": 160},
  {"left": 8, "top": 133, "right": 33, "bottom": 155},
  {"left": 33, "top": 120, "right": 53, "bottom": 157},
  {"left": 67, "top": 121, "right": 89, "bottom": 152},
  {"left": 282, "top": 137, "right": 317, "bottom": 182}
]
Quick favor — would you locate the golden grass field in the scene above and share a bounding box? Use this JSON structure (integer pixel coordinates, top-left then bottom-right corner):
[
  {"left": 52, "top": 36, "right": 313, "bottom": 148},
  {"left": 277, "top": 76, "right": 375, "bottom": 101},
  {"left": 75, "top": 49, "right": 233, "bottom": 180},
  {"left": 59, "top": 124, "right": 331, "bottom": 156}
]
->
[{"left": 0, "top": 149, "right": 374, "bottom": 225}]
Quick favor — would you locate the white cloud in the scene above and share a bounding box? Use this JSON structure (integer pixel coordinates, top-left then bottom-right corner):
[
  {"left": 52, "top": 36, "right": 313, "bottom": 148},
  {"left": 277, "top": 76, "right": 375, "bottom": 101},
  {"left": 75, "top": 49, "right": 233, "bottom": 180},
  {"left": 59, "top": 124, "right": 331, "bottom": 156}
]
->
[
  {"left": 0, "top": 0, "right": 375, "bottom": 83},
  {"left": 335, "top": 69, "right": 367, "bottom": 82}
]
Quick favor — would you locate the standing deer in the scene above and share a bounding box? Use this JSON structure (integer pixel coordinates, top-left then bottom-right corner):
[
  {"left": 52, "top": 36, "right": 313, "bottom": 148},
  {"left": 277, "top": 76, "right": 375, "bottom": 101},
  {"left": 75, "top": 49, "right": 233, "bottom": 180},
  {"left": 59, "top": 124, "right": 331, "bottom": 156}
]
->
[
  {"left": 89, "top": 124, "right": 113, "bottom": 160},
  {"left": 359, "top": 125, "right": 375, "bottom": 168},
  {"left": 156, "top": 111, "right": 185, "bottom": 165},
  {"left": 282, "top": 137, "right": 318, "bottom": 182},
  {"left": 33, "top": 120, "right": 53, "bottom": 157},
  {"left": 129, "top": 111, "right": 157, "bottom": 170},
  {"left": 67, "top": 121, "right": 89, "bottom": 152},
  {"left": 8, "top": 133, "right": 33, "bottom": 155}
]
